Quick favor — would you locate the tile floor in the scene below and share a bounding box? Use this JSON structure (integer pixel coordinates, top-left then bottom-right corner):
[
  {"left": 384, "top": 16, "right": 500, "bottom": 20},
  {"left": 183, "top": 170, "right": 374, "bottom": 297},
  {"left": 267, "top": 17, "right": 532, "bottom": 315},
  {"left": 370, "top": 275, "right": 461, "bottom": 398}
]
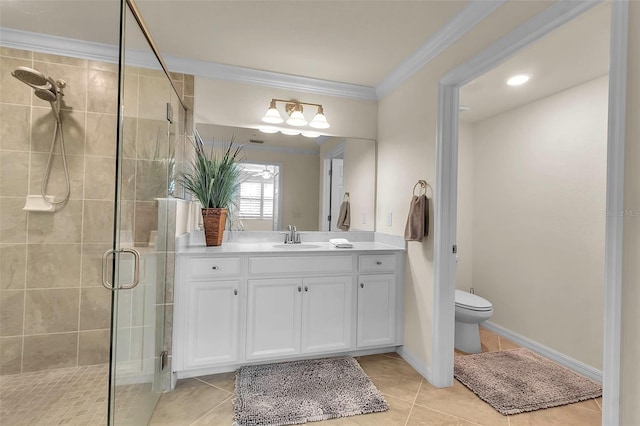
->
[{"left": 149, "top": 327, "right": 603, "bottom": 425}]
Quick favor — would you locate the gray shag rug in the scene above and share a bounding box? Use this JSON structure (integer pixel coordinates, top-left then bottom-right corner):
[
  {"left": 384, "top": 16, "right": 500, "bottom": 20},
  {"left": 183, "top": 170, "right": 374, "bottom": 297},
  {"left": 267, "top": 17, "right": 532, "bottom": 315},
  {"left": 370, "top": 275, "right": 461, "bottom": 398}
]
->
[
  {"left": 454, "top": 348, "right": 602, "bottom": 415},
  {"left": 233, "top": 357, "right": 388, "bottom": 426}
]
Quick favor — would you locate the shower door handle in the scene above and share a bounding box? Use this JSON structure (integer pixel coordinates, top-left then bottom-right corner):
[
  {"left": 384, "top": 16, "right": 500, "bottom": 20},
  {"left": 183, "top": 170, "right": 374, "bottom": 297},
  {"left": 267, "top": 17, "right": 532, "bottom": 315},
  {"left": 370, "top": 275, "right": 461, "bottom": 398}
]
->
[{"left": 101, "top": 248, "right": 141, "bottom": 290}]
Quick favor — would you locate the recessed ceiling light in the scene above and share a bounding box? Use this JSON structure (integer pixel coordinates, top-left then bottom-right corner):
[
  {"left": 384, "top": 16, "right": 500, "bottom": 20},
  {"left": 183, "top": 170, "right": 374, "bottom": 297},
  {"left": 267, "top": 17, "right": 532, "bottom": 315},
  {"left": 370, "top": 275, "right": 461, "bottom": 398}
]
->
[{"left": 507, "top": 74, "right": 530, "bottom": 86}]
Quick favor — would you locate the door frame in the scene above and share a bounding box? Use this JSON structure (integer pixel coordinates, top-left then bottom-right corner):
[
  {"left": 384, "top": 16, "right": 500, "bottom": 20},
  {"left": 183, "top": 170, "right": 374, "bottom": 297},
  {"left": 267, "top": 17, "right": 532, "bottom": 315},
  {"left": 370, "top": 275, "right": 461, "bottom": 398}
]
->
[
  {"left": 432, "top": 1, "right": 627, "bottom": 425},
  {"left": 321, "top": 142, "right": 345, "bottom": 231}
]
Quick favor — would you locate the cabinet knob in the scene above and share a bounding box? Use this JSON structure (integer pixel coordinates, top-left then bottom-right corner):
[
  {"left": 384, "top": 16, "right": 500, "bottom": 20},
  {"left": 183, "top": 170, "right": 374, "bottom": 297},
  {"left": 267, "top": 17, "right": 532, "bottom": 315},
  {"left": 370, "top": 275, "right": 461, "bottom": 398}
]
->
[
  {"left": 376, "top": 261, "right": 382, "bottom": 265},
  {"left": 298, "top": 286, "right": 302, "bottom": 292},
  {"left": 211, "top": 266, "right": 219, "bottom": 270},
  {"left": 234, "top": 289, "right": 238, "bottom": 296},
  {"left": 304, "top": 286, "right": 308, "bottom": 292},
  {"left": 360, "top": 283, "right": 364, "bottom": 288}
]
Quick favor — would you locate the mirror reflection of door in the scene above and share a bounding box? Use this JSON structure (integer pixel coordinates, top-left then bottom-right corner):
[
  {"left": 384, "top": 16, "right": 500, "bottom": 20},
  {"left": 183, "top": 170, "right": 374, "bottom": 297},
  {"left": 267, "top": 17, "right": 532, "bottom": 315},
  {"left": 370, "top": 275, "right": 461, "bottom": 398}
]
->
[{"left": 330, "top": 158, "right": 345, "bottom": 231}]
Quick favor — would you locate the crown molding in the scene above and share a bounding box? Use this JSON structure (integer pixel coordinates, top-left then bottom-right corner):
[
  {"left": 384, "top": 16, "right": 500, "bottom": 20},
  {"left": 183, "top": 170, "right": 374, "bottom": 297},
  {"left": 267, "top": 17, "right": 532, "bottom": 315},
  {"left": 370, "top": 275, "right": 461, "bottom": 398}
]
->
[
  {"left": 0, "top": 27, "right": 377, "bottom": 101},
  {"left": 375, "top": 0, "right": 506, "bottom": 99},
  {"left": 163, "top": 54, "right": 378, "bottom": 101}
]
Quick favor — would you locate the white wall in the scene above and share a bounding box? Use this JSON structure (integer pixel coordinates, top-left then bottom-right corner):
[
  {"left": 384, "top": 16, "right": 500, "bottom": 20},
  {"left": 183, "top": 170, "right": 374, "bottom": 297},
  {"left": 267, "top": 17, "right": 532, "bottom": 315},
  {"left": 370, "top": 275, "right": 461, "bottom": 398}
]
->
[
  {"left": 467, "top": 76, "right": 608, "bottom": 369},
  {"left": 456, "top": 122, "right": 475, "bottom": 291},
  {"left": 621, "top": 3, "right": 640, "bottom": 423}
]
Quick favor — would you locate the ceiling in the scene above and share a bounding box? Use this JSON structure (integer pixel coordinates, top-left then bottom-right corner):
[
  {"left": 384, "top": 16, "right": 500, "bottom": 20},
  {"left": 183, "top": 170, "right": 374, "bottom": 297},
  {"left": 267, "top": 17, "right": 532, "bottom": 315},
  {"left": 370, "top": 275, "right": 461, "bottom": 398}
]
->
[
  {"left": 460, "top": 2, "right": 610, "bottom": 123},
  {"left": 0, "top": 1, "right": 610, "bottom": 122}
]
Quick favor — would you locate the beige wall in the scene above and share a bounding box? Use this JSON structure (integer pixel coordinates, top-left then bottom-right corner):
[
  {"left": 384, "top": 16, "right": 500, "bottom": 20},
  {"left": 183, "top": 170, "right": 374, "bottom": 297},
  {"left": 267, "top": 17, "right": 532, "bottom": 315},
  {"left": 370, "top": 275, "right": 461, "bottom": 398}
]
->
[
  {"left": 195, "top": 78, "right": 378, "bottom": 140},
  {"left": 376, "top": 0, "right": 558, "bottom": 367},
  {"left": 344, "top": 139, "right": 376, "bottom": 232},
  {"left": 468, "top": 76, "right": 608, "bottom": 369},
  {"left": 621, "top": 2, "right": 640, "bottom": 423},
  {"left": 240, "top": 148, "right": 320, "bottom": 231}
]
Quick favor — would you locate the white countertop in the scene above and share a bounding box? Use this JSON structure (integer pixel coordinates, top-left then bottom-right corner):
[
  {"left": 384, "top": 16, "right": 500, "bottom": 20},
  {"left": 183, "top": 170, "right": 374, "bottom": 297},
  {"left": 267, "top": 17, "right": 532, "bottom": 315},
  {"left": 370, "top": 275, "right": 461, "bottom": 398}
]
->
[{"left": 177, "top": 241, "right": 404, "bottom": 255}]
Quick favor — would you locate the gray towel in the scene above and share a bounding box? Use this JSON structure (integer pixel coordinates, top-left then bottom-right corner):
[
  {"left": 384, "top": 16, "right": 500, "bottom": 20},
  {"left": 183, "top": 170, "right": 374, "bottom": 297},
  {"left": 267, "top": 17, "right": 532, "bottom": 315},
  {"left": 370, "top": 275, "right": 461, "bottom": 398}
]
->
[
  {"left": 404, "top": 194, "right": 428, "bottom": 241},
  {"left": 337, "top": 201, "right": 350, "bottom": 231}
]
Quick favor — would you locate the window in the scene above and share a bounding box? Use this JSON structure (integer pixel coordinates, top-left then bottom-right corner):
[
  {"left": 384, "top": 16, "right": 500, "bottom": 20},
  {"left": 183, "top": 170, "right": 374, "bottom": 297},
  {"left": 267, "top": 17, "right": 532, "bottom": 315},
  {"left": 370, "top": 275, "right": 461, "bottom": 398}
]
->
[{"left": 238, "top": 165, "right": 276, "bottom": 220}]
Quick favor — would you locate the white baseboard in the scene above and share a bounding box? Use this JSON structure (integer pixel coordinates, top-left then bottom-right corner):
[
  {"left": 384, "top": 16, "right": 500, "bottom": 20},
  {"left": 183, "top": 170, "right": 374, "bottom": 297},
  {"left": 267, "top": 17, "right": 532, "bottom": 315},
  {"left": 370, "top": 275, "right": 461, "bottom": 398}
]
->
[
  {"left": 396, "top": 346, "right": 433, "bottom": 384},
  {"left": 482, "top": 321, "right": 602, "bottom": 383}
]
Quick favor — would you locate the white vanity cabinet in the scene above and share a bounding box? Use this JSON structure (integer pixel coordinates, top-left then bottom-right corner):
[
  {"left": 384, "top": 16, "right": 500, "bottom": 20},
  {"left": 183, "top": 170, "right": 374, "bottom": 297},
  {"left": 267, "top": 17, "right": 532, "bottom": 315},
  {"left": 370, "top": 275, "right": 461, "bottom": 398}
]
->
[
  {"left": 357, "top": 255, "right": 398, "bottom": 348},
  {"left": 175, "top": 256, "right": 243, "bottom": 371},
  {"left": 174, "top": 244, "right": 404, "bottom": 379},
  {"left": 245, "top": 275, "right": 352, "bottom": 361}
]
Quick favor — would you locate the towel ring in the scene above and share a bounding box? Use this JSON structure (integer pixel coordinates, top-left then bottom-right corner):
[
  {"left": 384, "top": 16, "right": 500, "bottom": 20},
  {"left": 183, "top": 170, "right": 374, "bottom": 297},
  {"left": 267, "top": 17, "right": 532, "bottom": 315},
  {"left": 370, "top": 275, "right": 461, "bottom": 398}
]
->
[
  {"left": 412, "top": 180, "right": 427, "bottom": 196},
  {"left": 343, "top": 192, "right": 350, "bottom": 201}
]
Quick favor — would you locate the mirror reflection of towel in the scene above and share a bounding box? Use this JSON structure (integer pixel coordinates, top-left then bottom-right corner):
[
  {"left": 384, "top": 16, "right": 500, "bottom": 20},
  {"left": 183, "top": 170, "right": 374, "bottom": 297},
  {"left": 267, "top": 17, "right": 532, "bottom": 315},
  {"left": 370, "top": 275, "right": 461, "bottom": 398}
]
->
[
  {"left": 404, "top": 195, "right": 428, "bottom": 241},
  {"left": 337, "top": 201, "right": 350, "bottom": 231}
]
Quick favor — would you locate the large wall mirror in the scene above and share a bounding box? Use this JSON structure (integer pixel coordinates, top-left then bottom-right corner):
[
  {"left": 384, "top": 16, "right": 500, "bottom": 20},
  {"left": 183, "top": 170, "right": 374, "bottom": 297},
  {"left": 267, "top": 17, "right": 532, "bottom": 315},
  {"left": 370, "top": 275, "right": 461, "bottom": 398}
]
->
[{"left": 195, "top": 123, "right": 376, "bottom": 232}]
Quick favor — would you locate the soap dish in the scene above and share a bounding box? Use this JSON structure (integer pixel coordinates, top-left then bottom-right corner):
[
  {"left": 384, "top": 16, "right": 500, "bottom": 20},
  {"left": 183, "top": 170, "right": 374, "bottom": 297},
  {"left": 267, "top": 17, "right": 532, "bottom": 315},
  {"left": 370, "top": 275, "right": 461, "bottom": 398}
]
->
[{"left": 23, "top": 195, "right": 56, "bottom": 212}]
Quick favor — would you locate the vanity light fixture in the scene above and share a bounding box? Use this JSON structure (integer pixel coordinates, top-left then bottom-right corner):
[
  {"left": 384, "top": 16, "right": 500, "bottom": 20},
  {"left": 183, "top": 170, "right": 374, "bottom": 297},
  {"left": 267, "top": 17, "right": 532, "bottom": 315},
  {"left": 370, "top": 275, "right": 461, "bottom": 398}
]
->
[
  {"left": 280, "top": 128, "right": 301, "bottom": 136},
  {"left": 506, "top": 74, "right": 530, "bottom": 86},
  {"left": 261, "top": 98, "right": 330, "bottom": 129}
]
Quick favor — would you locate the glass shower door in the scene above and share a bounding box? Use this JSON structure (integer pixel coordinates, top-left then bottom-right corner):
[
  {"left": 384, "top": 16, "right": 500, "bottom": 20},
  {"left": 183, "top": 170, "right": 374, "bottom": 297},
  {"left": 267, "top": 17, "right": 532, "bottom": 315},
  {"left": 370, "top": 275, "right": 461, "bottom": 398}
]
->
[{"left": 106, "top": 1, "right": 177, "bottom": 423}]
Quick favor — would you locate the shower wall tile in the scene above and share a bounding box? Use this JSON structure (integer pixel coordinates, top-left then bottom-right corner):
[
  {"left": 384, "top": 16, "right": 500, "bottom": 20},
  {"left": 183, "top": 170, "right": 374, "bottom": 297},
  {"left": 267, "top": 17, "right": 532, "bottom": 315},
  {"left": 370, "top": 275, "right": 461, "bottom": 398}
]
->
[
  {"left": 134, "top": 201, "right": 158, "bottom": 245},
  {"left": 0, "top": 57, "right": 32, "bottom": 105},
  {"left": 121, "top": 159, "right": 137, "bottom": 201},
  {"left": 0, "top": 151, "right": 29, "bottom": 197},
  {"left": 0, "top": 244, "right": 26, "bottom": 290},
  {"left": 0, "top": 104, "right": 31, "bottom": 151},
  {"left": 26, "top": 244, "right": 81, "bottom": 289},
  {"left": 81, "top": 243, "right": 111, "bottom": 287},
  {"left": 138, "top": 67, "right": 165, "bottom": 79},
  {"left": 89, "top": 60, "right": 118, "bottom": 73},
  {"left": 22, "top": 332, "right": 77, "bottom": 372},
  {"left": 169, "top": 72, "right": 184, "bottom": 82},
  {"left": 80, "top": 287, "right": 111, "bottom": 331},
  {"left": 85, "top": 113, "right": 116, "bottom": 157},
  {"left": 0, "top": 197, "right": 28, "bottom": 243},
  {"left": 136, "top": 160, "right": 168, "bottom": 201},
  {"left": 88, "top": 69, "right": 118, "bottom": 114},
  {"left": 137, "top": 118, "right": 168, "bottom": 160},
  {"left": 24, "top": 288, "right": 79, "bottom": 334},
  {"left": 27, "top": 200, "right": 83, "bottom": 244},
  {"left": 0, "top": 47, "right": 32, "bottom": 60},
  {"left": 0, "top": 336, "right": 22, "bottom": 374},
  {"left": 78, "top": 329, "right": 110, "bottom": 365},
  {"left": 29, "top": 153, "right": 85, "bottom": 200},
  {"left": 84, "top": 156, "right": 116, "bottom": 201},
  {"left": 0, "top": 290, "right": 24, "bottom": 336},
  {"left": 123, "top": 75, "right": 139, "bottom": 118},
  {"left": 184, "top": 75, "right": 194, "bottom": 97},
  {"left": 33, "top": 62, "right": 88, "bottom": 112},
  {"left": 31, "top": 108, "right": 86, "bottom": 155},
  {"left": 33, "top": 52, "right": 88, "bottom": 68},
  {"left": 123, "top": 116, "right": 138, "bottom": 159},
  {"left": 139, "top": 76, "right": 171, "bottom": 120},
  {"left": 83, "top": 200, "right": 114, "bottom": 244}
]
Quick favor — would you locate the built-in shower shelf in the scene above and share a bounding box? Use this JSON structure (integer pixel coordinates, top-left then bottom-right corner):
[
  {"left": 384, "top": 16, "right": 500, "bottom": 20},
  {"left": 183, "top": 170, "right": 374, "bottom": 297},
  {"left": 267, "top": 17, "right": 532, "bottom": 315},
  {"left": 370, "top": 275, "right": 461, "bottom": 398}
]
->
[{"left": 23, "top": 195, "right": 57, "bottom": 212}]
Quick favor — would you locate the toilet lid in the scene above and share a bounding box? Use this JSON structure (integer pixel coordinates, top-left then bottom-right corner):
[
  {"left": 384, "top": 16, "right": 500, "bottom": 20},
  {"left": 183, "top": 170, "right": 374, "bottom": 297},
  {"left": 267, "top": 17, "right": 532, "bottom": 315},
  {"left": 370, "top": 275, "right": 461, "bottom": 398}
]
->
[{"left": 455, "top": 290, "right": 492, "bottom": 311}]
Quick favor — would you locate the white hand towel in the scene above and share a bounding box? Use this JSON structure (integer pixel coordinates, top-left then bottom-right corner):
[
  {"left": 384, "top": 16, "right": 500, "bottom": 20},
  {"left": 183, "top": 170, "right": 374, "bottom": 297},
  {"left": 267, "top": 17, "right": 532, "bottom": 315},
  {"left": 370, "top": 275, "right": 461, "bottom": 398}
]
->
[{"left": 329, "top": 238, "right": 353, "bottom": 248}]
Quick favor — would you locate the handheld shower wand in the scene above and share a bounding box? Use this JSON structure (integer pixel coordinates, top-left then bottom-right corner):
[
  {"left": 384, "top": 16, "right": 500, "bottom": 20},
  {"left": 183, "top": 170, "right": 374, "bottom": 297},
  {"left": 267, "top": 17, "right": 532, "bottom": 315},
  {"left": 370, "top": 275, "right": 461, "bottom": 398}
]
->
[{"left": 11, "top": 66, "right": 70, "bottom": 205}]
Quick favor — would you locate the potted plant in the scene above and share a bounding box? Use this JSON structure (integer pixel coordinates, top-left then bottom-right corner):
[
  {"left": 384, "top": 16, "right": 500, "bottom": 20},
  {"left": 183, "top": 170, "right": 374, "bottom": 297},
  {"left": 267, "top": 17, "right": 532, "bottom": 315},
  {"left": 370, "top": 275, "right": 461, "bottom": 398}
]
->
[{"left": 180, "top": 133, "right": 243, "bottom": 246}]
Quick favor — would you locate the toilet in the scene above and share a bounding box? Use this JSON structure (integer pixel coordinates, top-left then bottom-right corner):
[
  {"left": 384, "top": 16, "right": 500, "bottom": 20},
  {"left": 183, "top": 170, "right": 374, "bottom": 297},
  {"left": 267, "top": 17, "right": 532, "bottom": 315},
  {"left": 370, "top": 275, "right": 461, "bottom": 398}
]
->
[{"left": 454, "top": 290, "right": 493, "bottom": 353}]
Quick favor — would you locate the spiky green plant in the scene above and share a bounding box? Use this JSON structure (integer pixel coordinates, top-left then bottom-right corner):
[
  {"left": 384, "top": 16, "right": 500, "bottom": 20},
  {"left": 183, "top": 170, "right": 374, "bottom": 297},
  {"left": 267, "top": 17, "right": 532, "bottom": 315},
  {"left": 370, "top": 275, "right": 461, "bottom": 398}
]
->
[{"left": 180, "top": 135, "right": 243, "bottom": 209}]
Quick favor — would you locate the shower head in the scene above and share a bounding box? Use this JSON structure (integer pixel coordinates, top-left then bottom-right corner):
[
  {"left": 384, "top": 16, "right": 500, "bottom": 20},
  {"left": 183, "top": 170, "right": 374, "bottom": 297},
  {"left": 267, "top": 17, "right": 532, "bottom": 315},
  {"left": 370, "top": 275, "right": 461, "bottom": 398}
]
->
[
  {"left": 11, "top": 66, "right": 50, "bottom": 89},
  {"left": 35, "top": 88, "right": 57, "bottom": 102}
]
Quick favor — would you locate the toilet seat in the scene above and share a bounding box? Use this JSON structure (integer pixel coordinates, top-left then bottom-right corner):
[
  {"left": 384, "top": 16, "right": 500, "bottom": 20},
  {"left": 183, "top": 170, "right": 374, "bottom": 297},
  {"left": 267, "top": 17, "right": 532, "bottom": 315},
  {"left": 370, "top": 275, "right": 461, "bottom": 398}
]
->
[{"left": 455, "top": 290, "right": 492, "bottom": 312}]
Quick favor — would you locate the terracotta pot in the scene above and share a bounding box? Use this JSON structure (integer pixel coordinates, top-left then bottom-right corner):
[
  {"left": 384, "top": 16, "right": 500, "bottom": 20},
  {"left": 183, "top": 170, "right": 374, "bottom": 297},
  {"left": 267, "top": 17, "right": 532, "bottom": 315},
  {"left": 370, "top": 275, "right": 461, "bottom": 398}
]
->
[{"left": 201, "top": 208, "right": 227, "bottom": 246}]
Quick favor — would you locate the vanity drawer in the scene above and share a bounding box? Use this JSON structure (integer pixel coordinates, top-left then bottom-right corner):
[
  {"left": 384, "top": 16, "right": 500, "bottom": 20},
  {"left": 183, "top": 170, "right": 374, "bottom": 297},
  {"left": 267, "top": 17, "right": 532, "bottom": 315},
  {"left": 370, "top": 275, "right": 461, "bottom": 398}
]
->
[
  {"left": 359, "top": 255, "right": 396, "bottom": 273},
  {"left": 249, "top": 256, "right": 352, "bottom": 276},
  {"left": 187, "top": 257, "right": 241, "bottom": 280}
]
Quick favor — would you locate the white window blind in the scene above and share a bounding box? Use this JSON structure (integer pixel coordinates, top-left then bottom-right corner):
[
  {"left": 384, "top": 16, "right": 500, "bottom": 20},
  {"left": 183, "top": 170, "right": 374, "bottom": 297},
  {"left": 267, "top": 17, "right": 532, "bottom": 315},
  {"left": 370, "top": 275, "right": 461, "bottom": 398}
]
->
[{"left": 239, "top": 178, "right": 274, "bottom": 219}]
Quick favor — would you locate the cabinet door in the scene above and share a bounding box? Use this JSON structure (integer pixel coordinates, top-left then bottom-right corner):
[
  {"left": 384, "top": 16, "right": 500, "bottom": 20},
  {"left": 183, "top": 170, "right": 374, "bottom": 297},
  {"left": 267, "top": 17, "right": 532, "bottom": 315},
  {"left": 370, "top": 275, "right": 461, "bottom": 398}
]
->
[
  {"left": 246, "top": 278, "right": 302, "bottom": 360},
  {"left": 301, "top": 276, "right": 352, "bottom": 354},
  {"left": 184, "top": 280, "right": 240, "bottom": 369},
  {"left": 357, "top": 274, "right": 396, "bottom": 348}
]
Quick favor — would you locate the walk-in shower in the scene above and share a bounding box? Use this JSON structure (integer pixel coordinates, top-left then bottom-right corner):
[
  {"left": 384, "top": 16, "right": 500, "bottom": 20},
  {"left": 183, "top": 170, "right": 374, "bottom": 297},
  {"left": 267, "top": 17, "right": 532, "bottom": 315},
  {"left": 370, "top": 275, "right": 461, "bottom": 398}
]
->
[{"left": 12, "top": 65, "right": 70, "bottom": 205}]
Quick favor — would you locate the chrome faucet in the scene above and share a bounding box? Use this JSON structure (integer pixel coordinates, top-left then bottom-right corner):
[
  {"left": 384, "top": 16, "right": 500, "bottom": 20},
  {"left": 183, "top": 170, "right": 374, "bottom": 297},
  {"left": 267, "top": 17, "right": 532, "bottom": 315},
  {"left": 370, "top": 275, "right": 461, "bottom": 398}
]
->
[{"left": 282, "top": 225, "right": 301, "bottom": 244}]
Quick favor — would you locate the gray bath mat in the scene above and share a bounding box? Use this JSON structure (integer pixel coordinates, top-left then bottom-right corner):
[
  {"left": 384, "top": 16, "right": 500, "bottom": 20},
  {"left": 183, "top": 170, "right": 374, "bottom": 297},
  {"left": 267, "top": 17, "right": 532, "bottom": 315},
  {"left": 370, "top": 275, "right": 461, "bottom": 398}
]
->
[
  {"left": 454, "top": 348, "right": 602, "bottom": 415},
  {"left": 233, "top": 357, "right": 388, "bottom": 426}
]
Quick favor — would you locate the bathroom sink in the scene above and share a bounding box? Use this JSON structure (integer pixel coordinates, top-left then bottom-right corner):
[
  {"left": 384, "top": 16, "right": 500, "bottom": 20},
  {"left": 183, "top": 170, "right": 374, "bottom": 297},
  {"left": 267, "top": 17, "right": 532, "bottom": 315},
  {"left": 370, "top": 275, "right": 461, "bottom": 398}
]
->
[{"left": 272, "top": 244, "right": 321, "bottom": 250}]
